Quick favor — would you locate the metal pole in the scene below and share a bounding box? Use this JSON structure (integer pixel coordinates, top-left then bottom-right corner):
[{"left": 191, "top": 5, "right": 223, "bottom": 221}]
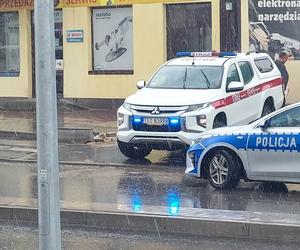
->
[{"left": 34, "top": 0, "right": 61, "bottom": 249}]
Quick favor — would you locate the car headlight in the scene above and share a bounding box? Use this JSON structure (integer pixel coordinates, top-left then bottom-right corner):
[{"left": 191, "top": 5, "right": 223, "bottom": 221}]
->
[
  {"left": 196, "top": 115, "right": 206, "bottom": 128},
  {"left": 186, "top": 103, "right": 210, "bottom": 112},
  {"left": 123, "top": 102, "right": 131, "bottom": 111}
]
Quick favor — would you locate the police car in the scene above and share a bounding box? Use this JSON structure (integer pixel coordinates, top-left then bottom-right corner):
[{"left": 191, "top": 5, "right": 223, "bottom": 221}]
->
[
  {"left": 117, "top": 51, "right": 284, "bottom": 159},
  {"left": 186, "top": 102, "right": 300, "bottom": 189}
]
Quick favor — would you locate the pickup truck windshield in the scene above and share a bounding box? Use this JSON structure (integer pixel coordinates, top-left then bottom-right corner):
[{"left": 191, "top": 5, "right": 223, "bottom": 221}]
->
[{"left": 147, "top": 65, "right": 223, "bottom": 89}]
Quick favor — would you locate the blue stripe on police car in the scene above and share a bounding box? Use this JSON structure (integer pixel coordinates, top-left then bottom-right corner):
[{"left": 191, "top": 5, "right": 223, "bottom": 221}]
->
[{"left": 247, "top": 133, "right": 300, "bottom": 152}]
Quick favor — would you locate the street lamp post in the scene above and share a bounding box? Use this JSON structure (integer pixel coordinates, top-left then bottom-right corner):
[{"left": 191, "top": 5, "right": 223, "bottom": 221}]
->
[{"left": 34, "top": 0, "right": 61, "bottom": 249}]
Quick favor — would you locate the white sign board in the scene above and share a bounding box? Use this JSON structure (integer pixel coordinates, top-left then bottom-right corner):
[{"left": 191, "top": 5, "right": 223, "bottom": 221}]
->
[
  {"left": 56, "top": 59, "right": 64, "bottom": 70},
  {"left": 92, "top": 8, "right": 133, "bottom": 71},
  {"left": 66, "top": 30, "right": 84, "bottom": 42}
]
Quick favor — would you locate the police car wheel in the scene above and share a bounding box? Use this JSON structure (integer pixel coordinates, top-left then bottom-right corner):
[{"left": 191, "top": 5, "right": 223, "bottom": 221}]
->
[
  {"left": 207, "top": 149, "right": 240, "bottom": 190},
  {"left": 117, "top": 140, "right": 152, "bottom": 160}
]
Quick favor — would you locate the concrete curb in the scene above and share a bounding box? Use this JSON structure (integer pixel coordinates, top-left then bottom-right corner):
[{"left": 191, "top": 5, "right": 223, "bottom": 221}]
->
[
  {"left": 0, "top": 128, "right": 94, "bottom": 144},
  {"left": 0, "top": 157, "right": 184, "bottom": 172},
  {"left": 0, "top": 206, "right": 300, "bottom": 242},
  {"left": 58, "top": 128, "right": 94, "bottom": 143}
]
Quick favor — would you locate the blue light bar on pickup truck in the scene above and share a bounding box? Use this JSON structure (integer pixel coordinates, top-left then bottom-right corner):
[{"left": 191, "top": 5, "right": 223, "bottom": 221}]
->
[{"left": 176, "top": 51, "right": 237, "bottom": 58}]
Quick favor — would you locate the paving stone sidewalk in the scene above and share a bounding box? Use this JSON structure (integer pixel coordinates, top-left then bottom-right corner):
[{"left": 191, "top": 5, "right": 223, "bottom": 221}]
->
[{"left": 0, "top": 109, "right": 117, "bottom": 142}]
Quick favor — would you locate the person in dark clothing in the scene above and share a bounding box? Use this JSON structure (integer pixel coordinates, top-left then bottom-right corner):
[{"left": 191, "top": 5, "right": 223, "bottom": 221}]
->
[{"left": 275, "top": 49, "right": 292, "bottom": 106}]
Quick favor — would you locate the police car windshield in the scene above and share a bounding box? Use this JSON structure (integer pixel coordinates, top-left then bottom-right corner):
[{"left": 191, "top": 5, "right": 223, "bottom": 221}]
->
[{"left": 147, "top": 65, "right": 223, "bottom": 89}]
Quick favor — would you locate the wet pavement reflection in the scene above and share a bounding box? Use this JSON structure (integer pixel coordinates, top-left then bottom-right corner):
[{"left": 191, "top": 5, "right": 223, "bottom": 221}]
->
[{"left": 1, "top": 161, "right": 300, "bottom": 216}]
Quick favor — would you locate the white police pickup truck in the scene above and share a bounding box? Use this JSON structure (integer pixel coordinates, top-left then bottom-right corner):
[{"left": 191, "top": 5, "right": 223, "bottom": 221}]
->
[
  {"left": 185, "top": 102, "right": 300, "bottom": 190},
  {"left": 117, "top": 51, "right": 284, "bottom": 159}
]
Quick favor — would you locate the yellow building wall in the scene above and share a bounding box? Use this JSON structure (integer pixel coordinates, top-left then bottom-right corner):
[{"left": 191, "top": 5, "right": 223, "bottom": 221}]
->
[
  {"left": 285, "top": 61, "right": 300, "bottom": 104},
  {"left": 64, "top": 4, "right": 166, "bottom": 98},
  {"left": 0, "top": 9, "right": 32, "bottom": 97},
  {"left": 0, "top": 1, "right": 220, "bottom": 99},
  {"left": 64, "top": 0, "right": 219, "bottom": 99}
]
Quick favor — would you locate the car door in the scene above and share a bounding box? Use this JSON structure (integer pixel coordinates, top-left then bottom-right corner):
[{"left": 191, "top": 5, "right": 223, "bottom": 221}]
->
[
  {"left": 224, "top": 63, "right": 253, "bottom": 125},
  {"left": 247, "top": 106, "right": 300, "bottom": 181},
  {"left": 236, "top": 61, "right": 261, "bottom": 122}
]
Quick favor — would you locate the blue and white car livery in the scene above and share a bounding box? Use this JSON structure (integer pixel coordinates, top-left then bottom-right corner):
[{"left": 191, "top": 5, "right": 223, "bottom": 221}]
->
[{"left": 186, "top": 102, "right": 300, "bottom": 189}]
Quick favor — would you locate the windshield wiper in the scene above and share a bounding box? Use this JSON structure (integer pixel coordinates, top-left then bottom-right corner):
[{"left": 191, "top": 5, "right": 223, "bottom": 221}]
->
[
  {"left": 183, "top": 67, "right": 187, "bottom": 89},
  {"left": 199, "top": 69, "right": 212, "bottom": 89}
]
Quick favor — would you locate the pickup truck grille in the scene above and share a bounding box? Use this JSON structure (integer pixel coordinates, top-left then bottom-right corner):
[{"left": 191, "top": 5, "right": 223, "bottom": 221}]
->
[
  {"left": 131, "top": 105, "right": 188, "bottom": 114},
  {"left": 132, "top": 123, "right": 181, "bottom": 132},
  {"left": 131, "top": 116, "right": 182, "bottom": 132}
]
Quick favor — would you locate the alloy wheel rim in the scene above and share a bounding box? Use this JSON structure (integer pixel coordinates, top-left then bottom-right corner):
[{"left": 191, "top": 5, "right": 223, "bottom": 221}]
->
[{"left": 209, "top": 154, "right": 229, "bottom": 185}]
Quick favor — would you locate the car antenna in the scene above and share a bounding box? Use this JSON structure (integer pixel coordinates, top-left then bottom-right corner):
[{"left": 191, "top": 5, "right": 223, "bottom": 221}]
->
[{"left": 192, "top": 54, "right": 195, "bottom": 65}]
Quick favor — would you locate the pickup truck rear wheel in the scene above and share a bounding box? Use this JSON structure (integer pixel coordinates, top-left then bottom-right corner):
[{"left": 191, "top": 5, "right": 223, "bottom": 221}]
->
[
  {"left": 207, "top": 149, "right": 240, "bottom": 190},
  {"left": 117, "top": 140, "right": 152, "bottom": 160}
]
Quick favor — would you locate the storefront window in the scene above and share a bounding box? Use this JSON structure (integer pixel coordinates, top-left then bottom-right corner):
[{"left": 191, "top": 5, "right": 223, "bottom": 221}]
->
[
  {"left": 92, "top": 7, "right": 133, "bottom": 74},
  {"left": 166, "top": 3, "right": 212, "bottom": 60},
  {"left": 0, "top": 12, "right": 20, "bottom": 75}
]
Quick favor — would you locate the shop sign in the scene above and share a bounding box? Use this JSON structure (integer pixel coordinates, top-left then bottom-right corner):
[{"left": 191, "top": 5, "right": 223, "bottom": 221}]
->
[
  {"left": 0, "top": 0, "right": 33, "bottom": 9},
  {"left": 0, "top": 0, "right": 197, "bottom": 9},
  {"left": 63, "top": 0, "right": 101, "bottom": 7},
  {"left": 66, "top": 29, "right": 84, "bottom": 42},
  {"left": 249, "top": 0, "right": 300, "bottom": 60},
  {"left": 0, "top": 0, "right": 64, "bottom": 9},
  {"left": 62, "top": 0, "right": 196, "bottom": 7}
]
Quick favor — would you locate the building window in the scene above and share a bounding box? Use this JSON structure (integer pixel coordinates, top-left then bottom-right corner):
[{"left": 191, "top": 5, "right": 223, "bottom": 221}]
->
[
  {"left": 166, "top": 3, "right": 212, "bottom": 60},
  {"left": 92, "top": 6, "right": 133, "bottom": 74},
  {"left": 0, "top": 12, "right": 20, "bottom": 76}
]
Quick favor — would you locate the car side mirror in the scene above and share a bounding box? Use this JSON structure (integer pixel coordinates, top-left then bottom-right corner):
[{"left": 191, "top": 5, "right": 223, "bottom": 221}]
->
[
  {"left": 258, "top": 120, "right": 270, "bottom": 130},
  {"left": 137, "top": 80, "right": 146, "bottom": 89},
  {"left": 227, "top": 81, "right": 244, "bottom": 92}
]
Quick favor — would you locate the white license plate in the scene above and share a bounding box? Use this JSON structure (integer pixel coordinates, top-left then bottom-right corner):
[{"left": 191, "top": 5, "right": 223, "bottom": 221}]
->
[{"left": 143, "top": 117, "right": 168, "bottom": 126}]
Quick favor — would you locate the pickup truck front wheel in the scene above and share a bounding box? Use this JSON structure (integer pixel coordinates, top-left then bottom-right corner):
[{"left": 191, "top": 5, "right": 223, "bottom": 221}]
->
[
  {"left": 261, "top": 100, "right": 275, "bottom": 117},
  {"left": 117, "top": 140, "right": 152, "bottom": 160}
]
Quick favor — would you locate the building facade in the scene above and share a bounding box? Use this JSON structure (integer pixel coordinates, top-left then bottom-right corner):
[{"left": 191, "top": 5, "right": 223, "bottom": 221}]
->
[{"left": 0, "top": 0, "right": 299, "bottom": 104}]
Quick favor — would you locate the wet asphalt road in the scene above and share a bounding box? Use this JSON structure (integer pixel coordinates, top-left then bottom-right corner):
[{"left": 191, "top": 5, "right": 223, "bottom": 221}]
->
[
  {"left": 0, "top": 223, "right": 299, "bottom": 250},
  {"left": 0, "top": 160, "right": 300, "bottom": 215},
  {"left": 0, "top": 139, "right": 300, "bottom": 215},
  {"left": 0, "top": 139, "right": 185, "bottom": 167}
]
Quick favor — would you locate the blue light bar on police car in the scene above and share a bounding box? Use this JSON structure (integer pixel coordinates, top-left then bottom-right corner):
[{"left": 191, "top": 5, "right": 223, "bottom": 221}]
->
[{"left": 176, "top": 51, "right": 237, "bottom": 58}]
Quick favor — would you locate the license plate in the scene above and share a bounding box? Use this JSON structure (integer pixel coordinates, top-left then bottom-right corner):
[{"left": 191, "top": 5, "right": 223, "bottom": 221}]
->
[{"left": 143, "top": 117, "right": 168, "bottom": 126}]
